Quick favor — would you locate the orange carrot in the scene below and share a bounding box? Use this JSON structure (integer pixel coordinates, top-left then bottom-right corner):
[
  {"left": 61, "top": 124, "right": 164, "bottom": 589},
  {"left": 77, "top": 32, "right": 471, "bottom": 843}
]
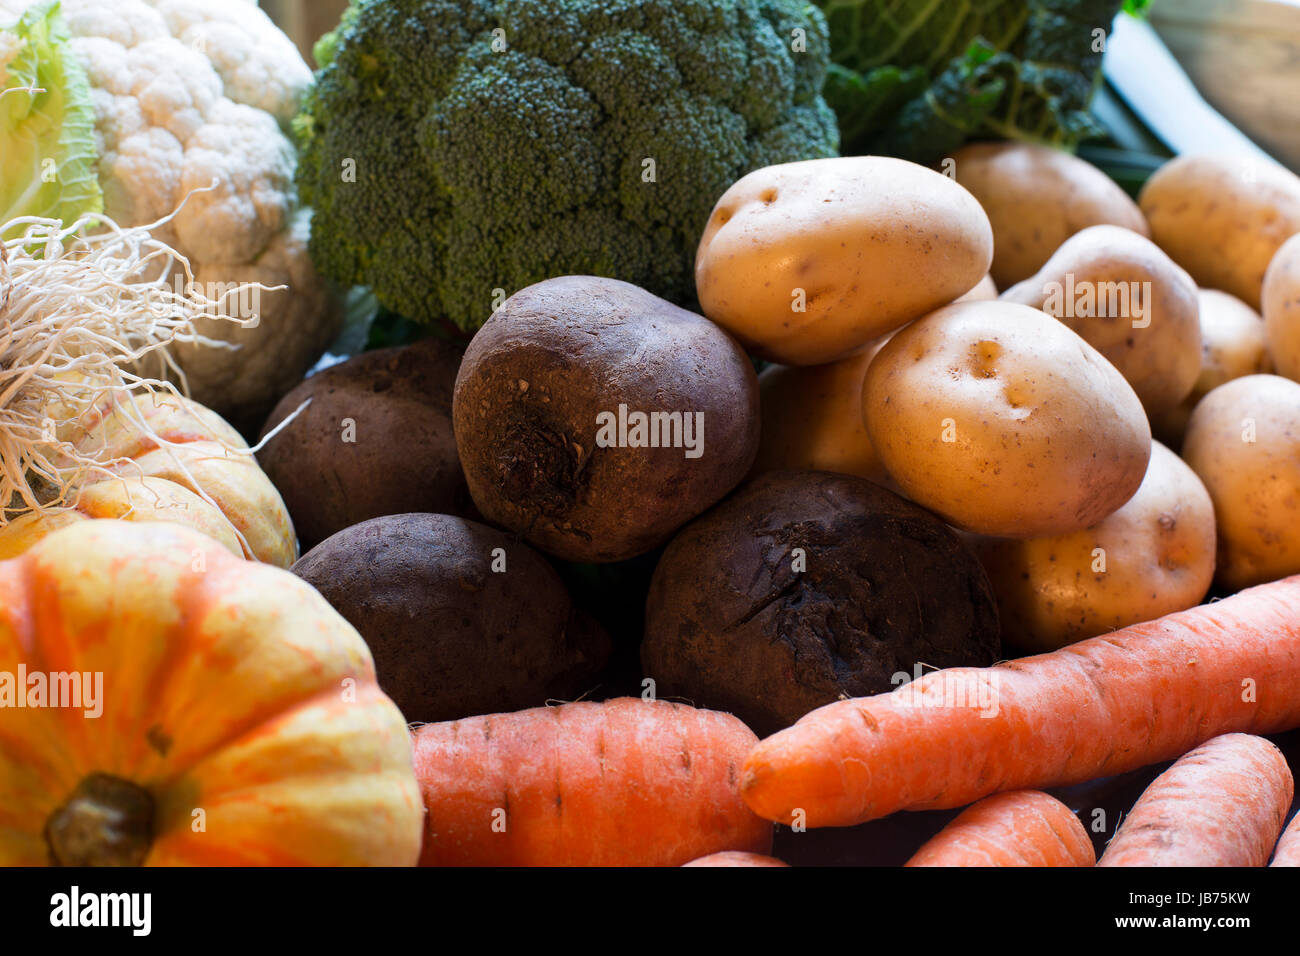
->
[
  {"left": 1099, "top": 734, "right": 1292, "bottom": 867},
  {"left": 905, "top": 791, "right": 1095, "bottom": 867},
  {"left": 412, "top": 697, "right": 772, "bottom": 866},
  {"left": 742, "top": 575, "right": 1300, "bottom": 827},
  {"left": 1271, "top": 812, "right": 1300, "bottom": 866},
  {"left": 682, "top": 851, "right": 789, "bottom": 867}
]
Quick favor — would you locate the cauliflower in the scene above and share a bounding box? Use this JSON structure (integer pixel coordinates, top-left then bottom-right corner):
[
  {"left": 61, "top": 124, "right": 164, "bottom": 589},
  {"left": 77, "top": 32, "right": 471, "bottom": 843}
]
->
[{"left": 1, "top": 0, "right": 341, "bottom": 431}]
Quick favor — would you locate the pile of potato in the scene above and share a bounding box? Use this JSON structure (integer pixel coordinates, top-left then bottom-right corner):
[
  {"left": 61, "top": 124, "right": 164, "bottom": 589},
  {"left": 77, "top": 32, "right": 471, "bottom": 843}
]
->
[
  {"left": 256, "top": 143, "right": 1300, "bottom": 742},
  {"left": 699, "top": 145, "right": 1300, "bottom": 653}
]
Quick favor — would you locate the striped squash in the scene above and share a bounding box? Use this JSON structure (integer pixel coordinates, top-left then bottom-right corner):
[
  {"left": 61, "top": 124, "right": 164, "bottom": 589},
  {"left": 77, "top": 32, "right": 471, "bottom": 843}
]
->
[
  {"left": 0, "top": 391, "right": 296, "bottom": 566},
  {"left": 0, "top": 520, "right": 421, "bottom": 866}
]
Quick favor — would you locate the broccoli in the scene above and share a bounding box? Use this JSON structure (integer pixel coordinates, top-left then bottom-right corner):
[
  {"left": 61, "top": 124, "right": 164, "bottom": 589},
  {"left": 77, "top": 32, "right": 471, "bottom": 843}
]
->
[{"left": 294, "top": 0, "right": 839, "bottom": 331}]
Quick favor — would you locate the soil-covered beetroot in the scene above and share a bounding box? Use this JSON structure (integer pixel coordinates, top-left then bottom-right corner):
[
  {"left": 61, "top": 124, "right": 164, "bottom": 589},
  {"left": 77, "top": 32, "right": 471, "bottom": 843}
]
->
[
  {"left": 642, "top": 470, "right": 1000, "bottom": 736},
  {"left": 292, "top": 513, "right": 610, "bottom": 723},
  {"left": 258, "top": 339, "right": 470, "bottom": 550},
  {"left": 452, "top": 276, "right": 759, "bottom": 563}
]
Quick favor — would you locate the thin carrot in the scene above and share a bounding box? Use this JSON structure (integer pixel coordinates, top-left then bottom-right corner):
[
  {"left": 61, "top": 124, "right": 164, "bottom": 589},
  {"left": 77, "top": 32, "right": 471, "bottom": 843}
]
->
[
  {"left": 905, "top": 791, "right": 1095, "bottom": 867},
  {"left": 411, "top": 697, "right": 772, "bottom": 866},
  {"left": 1099, "top": 734, "right": 1292, "bottom": 867},
  {"left": 682, "top": 851, "right": 789, "bottom": 867},
  {"left": 742, "top": 574, "right": 1300, "bottom": 827},
  {"left": 1271, "top": 812, "right": 1300, "bottom": 866}
]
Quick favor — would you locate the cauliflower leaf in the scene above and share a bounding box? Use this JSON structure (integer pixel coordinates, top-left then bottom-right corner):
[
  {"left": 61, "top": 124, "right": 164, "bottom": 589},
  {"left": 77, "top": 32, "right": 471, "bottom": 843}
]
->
[{"left": 0, "top": 0, "right": 102, "bottom": 239}]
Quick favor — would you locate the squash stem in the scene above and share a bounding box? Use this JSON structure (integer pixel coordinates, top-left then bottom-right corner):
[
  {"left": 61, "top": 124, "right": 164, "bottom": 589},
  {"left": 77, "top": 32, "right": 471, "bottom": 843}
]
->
[{"left": 44, "top": 773, "right": 155, "bottom": 866}]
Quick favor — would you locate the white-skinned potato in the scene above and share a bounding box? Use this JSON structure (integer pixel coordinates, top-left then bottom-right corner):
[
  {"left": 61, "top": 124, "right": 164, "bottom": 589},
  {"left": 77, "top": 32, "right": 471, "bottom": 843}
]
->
[
  {"left": 1182, "top": 374, "right": 1300, "bottom": 591},
  {"left": 752, "top": 344, "right": 890, "bottom": 485},
  {"left": 1152, "top": 289, "right": 1273, "bottom": 447},
  {"left": 863, "top": 300, "right": 1151, "bottom": 538},
  {"left": 1263, "top": 233, "right": 1300, "bottom": 382},
  {"left": 1000, "top": 225, "right": 1201, "bottom": 415},
  {"left": 695, "top": 157, "right": 992, "bottom": 365},
  {"left": 956, "top": 273, "right": 998, "bottom": 303},
  {"left": 1139, "top": 154, "right": 1300, "bottom": 310},
  {"left": 951, "top": 142, "right": 1149, "bottom": 289},
  {"left": 975, "top": 443, "right": 1215, "bottom": 653}
]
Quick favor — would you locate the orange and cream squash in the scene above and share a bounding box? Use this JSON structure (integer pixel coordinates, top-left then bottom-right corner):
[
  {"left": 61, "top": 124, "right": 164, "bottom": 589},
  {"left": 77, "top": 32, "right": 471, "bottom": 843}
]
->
[
  {"left": 0, "top": 520, "right": 422, "bottom": 866},
  {"left": 0, "top": 391, "right": 297, "bottom": 567}
]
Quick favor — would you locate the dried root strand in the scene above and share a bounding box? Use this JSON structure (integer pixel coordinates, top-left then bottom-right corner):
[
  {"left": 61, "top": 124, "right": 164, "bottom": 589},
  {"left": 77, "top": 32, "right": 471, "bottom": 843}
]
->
[{"left": 0, "top": 208, "right": 277, "bottom": 531}]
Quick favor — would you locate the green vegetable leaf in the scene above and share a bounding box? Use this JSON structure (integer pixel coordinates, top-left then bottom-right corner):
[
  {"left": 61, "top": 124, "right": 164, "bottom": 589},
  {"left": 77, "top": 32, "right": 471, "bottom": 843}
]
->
[
  {"left": 0, "top": 0, "right": 102, "bottom": 240},
  {"left": 820, "top": 0, "right": 1126, "bottom": 161},
  {"left": 871, "top": 40, "right": 1007, "bottom": 162},
  {"left": 822, "top": 63, "right": 927, "bottom": 151}
]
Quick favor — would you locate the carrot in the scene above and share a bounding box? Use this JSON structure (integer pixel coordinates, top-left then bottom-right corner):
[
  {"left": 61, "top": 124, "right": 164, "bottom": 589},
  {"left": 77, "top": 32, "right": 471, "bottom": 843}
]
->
[
  {"left": 905, "top": 791, "right": 1095, "bottom": 867},
  {"left": 742, "top": 575, "right": 1300, "bottom": 827},
  {"left": 411, "top": 697, "right": 772, "bottom": 866},
  {"left": 1272, "top": 812, "right": 1300, "bottom": 866},
  {"left": 682, "top": 851, "right": 789, "bottom": 867},
  {"left": 1098, "top": 734, "right": 1292, "bottom": 867}
]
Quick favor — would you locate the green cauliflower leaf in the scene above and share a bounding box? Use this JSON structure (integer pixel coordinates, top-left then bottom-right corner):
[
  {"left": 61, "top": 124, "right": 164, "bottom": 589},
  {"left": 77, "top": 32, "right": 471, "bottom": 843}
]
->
[{"left": 0, "top": 0, "right": 102, "bottom": 240}]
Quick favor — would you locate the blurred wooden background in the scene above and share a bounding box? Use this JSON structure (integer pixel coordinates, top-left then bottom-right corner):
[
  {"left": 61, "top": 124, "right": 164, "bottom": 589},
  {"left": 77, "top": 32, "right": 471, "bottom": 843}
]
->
[
  {"left": 262, "top": 0, "right": 349, "bottom": 67},
  {"left": 1150, "top": 0, "right": 1300, "bottom": 170}
]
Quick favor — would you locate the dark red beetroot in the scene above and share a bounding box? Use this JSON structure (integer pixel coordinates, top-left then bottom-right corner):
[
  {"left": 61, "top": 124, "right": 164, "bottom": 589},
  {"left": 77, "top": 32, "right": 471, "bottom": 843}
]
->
[
  {"left": 452, "top": 276, "right": 759, "bottom": 563},
  {"left": 642, "top": 470, "right": 1001, "bottom": 736},
  {"left": 258, "top": 339, "right": 470, "bottom": 551},
  {"left": 292, "top": 513, "right": 610, "bottom": 723}
]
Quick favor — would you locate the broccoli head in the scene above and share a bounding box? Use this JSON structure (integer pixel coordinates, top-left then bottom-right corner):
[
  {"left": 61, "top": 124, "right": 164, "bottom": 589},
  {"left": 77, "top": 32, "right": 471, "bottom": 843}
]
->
[{"left": 294, "top": 0, "right": 839, "bottom": 330}]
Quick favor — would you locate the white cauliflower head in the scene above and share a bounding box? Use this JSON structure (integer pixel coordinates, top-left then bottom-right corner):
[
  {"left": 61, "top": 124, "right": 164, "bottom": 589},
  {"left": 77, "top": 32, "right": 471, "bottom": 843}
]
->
[{"left": 1, "top": 0, "right": 340, "bottom": 431}]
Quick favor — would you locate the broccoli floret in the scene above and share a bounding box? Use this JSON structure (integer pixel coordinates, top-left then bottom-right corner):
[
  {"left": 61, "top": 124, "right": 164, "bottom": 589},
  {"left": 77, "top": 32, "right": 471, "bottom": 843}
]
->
[{"left": 294, "top": 0, "right": 839, "bottom": 330}]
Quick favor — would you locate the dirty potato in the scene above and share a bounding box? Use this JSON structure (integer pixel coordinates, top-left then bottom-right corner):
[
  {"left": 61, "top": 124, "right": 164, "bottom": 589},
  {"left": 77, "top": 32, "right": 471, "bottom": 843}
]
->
[
  {"left": 1152, "top": 289, "right": 1273, "bottom": 447},
  {"left": 1000, "top": 225, "right": 1201, "bottom": 415},
  {"left": 1182, "top": 374, "right": 1300, "bottom": 590},
  {"left": 1140, "top": 153, "right": 1300, "bottom": 310},
  {"left": 863, "top": 300, "right": 1151, "bottom": 538},
  {"left": 952, "top": 142, "right": 1149, "bottom": 289},
  {"left": 695, "top": 157, "right": 992, "bottom": 365},
  {"left": 976, "top": 443, "right": 1215, "bottom": 653}
]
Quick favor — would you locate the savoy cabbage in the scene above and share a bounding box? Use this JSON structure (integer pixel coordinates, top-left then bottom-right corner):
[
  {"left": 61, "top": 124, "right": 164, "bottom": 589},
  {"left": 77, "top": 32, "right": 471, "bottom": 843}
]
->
[{"left": 820, "top": 0, "right": 1147, "bottom": 161}]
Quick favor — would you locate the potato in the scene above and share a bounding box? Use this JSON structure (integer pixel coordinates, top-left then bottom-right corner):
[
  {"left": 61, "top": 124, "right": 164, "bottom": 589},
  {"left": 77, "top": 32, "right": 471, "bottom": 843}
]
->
[
  {"left": 956, "top": 273, "right": 998, "bottom": 303},
  {"left": 1263, "top": 232, "right": 1300, "bottom": 381},
  {"left": 641, "top": 470, "right": 1000, "bottom": 736},
  {"left": 1139, "top": 154, "right": 1300, "bottom": 310},
  {"left": 863, "top": 300, "right": 1151, "bottom": 538},
  {"left": 951, "top": 142, "right": 1149, "bottom": 289},
  {"left": 452, "top": 276, "right": 758, "bottom": 563},
  {"left": 1182, "top": 374, "right": 1300, "bottom": 591},
  {"left": 975, "top": 443, "right": 1215, "bottom": 653},
  {"left": 258, "top": 339, "right": 470, "bottom": 551},
  {"left": 694, "top": 156, "right": 992, "bottom": 365},
  {"left": 1152, "top": 289, "right": 1273, "bottom": 447},
  {"left": 1000, "top": 225, "right": 1201, "bottom": 415},
  {"left": 292, "top": 513, "right": 611, "bottom": 723},
  {"left": 751, "top": 340, "right": 890, "bottom": 484}
]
